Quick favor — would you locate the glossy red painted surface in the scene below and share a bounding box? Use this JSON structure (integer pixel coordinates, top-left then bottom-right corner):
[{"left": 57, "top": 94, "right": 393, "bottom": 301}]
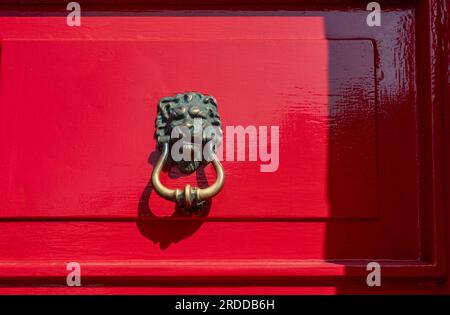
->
[
  {"left": 0, "top": 0, "right": 448, "bottom": 294},
  {"left": 0, "top": 38, "right": 377, "bottom": 219}
]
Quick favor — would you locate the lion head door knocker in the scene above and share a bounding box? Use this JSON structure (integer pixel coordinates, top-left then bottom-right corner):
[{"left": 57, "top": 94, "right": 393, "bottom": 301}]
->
[{"left": 152, "top": 92, "right": 225, "bottom": 212}]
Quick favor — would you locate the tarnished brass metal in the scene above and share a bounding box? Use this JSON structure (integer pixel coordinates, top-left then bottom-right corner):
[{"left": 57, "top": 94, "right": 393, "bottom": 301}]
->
[{"left": 152, "top": 92, "right": 224, "bottom": 211}]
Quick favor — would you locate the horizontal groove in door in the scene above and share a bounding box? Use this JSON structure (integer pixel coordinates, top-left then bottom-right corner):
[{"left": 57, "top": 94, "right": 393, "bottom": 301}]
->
[{"left": 0, "top": 260, "right": 442, "bottom": 287}]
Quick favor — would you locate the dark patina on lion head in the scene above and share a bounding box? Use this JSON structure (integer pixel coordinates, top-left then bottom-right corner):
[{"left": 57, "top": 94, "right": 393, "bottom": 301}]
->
[{"left": 155, "top": 92, "right": 222, "bottom": 174}]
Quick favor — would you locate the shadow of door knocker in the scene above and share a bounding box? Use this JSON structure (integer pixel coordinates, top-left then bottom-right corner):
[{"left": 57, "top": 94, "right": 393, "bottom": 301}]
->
[{"left": 152, "top": 92, "right": 225, "bottom": 212}]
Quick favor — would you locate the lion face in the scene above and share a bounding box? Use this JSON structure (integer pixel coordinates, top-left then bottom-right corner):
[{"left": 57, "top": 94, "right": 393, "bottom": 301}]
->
[{"left": 155, "top": 92, "right": 222, "bottom": 174}]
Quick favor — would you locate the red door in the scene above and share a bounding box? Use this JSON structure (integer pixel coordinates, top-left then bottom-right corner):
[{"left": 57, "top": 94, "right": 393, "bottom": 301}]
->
[{"left": 0, "top": 0, "right": 448, "bottom": 294}]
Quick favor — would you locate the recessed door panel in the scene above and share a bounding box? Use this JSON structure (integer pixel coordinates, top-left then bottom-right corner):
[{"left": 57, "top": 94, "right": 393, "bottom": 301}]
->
[{"left": 0, "top": 38, "right": 377, "bottom": 219}]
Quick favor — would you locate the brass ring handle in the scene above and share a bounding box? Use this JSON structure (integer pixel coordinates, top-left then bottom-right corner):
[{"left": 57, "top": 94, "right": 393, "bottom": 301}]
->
[{"left": 152, "top": 142, "right": 225, "bottom": 209}]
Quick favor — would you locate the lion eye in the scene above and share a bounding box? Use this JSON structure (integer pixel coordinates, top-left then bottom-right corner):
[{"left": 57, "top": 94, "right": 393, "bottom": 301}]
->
[
  {"left": 197, "top": 111, "right": 208, "bottom": 119},
  {"left": 171, "top": 107, "right": 187, "bottom": 118},
  {"left": 207, "top": 107, "right": 216, "bottom": 118}
]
